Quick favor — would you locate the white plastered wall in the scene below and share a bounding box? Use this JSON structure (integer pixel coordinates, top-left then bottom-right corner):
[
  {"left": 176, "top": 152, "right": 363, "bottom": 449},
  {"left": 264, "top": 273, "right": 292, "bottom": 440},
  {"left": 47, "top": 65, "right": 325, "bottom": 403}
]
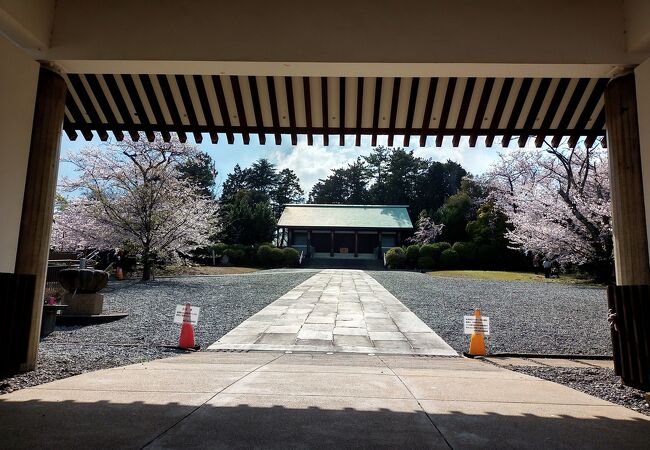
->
[{"left": 0, "top": 35, "right": 38, "bottom": 272}]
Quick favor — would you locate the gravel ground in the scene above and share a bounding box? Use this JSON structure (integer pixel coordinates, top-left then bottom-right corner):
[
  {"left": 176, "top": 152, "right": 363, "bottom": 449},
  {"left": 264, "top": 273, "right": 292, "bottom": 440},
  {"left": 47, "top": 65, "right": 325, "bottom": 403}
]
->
[
  {"left": 369, "top": 271, "right": 650, "bottom": 416},
  {"left": 0, "top": 270, "right": 314, "bottom": 395},
  {"left": 369, "top": 271, "right": 610, "bottom": 355},
  {"left": 1, "top": 268, "right": 637, "bottom": 419},
  {"left": 509, "top": 365, "right": 650, "bottom": 416}
]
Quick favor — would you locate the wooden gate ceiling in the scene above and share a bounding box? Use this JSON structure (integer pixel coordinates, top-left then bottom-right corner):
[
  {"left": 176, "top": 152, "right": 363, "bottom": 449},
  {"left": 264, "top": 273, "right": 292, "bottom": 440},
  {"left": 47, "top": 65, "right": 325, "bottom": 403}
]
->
[{"left": 62, "top": 74, "right": 608, "bottom": 148}]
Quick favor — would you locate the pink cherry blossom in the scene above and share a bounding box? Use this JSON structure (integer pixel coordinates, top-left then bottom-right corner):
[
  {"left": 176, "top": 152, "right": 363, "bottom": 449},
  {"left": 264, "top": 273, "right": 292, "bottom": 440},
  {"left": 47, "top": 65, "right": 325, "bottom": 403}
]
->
[{"left": 52, "top": 133, "right": 218, "bottom": 280}]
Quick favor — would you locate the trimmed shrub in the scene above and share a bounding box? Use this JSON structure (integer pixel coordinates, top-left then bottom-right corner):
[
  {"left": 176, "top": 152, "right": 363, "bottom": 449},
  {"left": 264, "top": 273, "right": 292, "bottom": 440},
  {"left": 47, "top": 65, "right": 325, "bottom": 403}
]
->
[
  {"left": 385, "top": 247, "right": 407, "bottom": 269},
  {"left": 256, "top": 244, "right": 274, "bottom": 266},
  {"left": 224, "top": 248, "right": 246, "bottom": 265},
  {"left": 213, "top": 243, "right": 228, "bottom": 255},
  {"left": 440, "top": 249, "right": 461, "bottom": 268},
  {"left": 406, "top": 245, "right": 420, "bottom": 266},
  {"left": 270, "top": 248, "right": 285, "bottom": 267},
  {"left": 417, "top": 256, "right": 435, "bottom": 270},
  {"left": 419, "top": 244, "right": 436, "bottom": 259},
  {"left": 452, "top": 241, "right": 477, "bottom": 266},
  {"left": 437, "top": 242, "right": 452, "bottom": 251},
  {"left": 282, "top": 247, "right": 300, "bottom": 267}
]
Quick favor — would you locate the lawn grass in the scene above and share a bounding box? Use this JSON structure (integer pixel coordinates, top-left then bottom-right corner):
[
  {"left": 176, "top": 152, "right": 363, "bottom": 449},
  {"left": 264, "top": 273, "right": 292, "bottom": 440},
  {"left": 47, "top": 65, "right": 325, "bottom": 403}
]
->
[{"left": 428, "top": 270, "right": 601, "bottom": 285}]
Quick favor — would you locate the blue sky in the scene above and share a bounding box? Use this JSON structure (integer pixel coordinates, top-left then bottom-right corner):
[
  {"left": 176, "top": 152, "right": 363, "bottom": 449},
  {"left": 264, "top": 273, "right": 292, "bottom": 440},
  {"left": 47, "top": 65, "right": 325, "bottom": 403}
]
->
[{"left": 58, "top": 134, "right": 504, "bottom": 196}]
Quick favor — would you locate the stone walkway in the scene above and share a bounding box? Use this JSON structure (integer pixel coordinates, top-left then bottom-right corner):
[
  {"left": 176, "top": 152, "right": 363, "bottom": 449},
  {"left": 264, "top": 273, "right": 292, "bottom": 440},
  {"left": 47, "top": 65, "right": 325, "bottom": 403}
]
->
[
  {"left": 2, "top": 352, "right": 649, "bottom": 449},
  {"left": 209, "top": 269, "right": 456, "bottom": 355}
]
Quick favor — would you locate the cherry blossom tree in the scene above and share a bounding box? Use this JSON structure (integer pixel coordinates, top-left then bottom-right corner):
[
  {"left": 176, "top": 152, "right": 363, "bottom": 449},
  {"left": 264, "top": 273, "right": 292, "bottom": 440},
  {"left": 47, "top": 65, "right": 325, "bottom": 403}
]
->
[
  {"left": 485, "top": 142, "right": 612, "bottom": 279},
  {"left": 408, "top": 211, "right": 445, "bottom": 244},
  {"left": 52, "top": 134, "right": 218, "bottom": 280}
]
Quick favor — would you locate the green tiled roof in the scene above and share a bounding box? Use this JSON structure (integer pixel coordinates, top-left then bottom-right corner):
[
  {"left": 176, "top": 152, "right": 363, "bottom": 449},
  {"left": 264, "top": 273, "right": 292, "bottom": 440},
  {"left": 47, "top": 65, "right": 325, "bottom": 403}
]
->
[{"left": 278, "top": 204, "right": 413, "bottom": 229}]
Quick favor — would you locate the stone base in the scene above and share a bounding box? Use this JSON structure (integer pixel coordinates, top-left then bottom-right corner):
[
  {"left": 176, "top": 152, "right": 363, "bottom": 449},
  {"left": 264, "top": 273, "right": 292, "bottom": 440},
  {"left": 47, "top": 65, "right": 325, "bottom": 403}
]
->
[{"left": 62, "top": 293, "right": 103, "bottom": 315}]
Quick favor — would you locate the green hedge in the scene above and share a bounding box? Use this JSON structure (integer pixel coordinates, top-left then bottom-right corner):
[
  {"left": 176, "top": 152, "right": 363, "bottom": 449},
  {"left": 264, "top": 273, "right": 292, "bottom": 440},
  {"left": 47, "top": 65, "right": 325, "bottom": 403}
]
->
[
  {"left": 440, "top": 249, "right": 461, "bottom": 268},
  {"left": 417, "top": 256, "right": 435, "bottom": 270},
  {"left": 385, "top": 247, "right": 407, "bottom": 269},
  {"left": 282, "top": 248, "right": 300, "bottom": 267},
  {"left": 419, "top": 244, "right": 437, "bottom": 259},
  {"left": 452, "top": 241, "right": 477, "bottom": 265},
  {"left": 405, "top": 245, "right": 420, "bottom": 266}
]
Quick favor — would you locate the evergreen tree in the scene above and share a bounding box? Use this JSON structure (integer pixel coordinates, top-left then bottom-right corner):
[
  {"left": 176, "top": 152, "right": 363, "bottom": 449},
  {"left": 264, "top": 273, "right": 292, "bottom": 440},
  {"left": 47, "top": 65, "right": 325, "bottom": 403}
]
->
[
  {"left": 177, "top": 151, "right": 217, "bottom": 198},
  {"left": 220, "top": 190, "right": 275, "bottom": 245},
  {"left": 247, "top": 158, "right": 279, "bottom": 197},
  {"left": 273, "top": 168, "right": 304, "bottom": 217}
]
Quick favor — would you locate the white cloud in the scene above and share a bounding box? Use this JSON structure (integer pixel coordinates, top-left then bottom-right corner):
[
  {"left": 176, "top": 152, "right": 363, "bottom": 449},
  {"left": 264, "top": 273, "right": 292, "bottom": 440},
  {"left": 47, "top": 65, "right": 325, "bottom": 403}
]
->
[
  {"left": 266, "top": 134, "right": 535, "bottom": 193},
  {"left": 267, "top": 136, "right": 372, "bottom": 193}
]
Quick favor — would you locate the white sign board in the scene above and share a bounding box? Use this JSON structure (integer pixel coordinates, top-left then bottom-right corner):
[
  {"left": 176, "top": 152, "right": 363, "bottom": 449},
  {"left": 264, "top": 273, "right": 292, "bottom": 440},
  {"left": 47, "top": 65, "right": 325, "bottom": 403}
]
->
[
  {"left": 464, "top": 316, "right": 490, "bottom": 335},
  {"left": 174, "top": 305, "right": 200, "bottom": 325}
]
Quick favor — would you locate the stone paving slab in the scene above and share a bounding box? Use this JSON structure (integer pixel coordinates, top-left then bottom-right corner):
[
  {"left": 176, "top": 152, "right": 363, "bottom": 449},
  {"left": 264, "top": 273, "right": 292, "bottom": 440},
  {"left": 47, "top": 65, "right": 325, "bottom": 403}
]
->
[
  {"left": 2, "top": 352, "right": 649, "bottom": 449},
  {"left": 209, "top": 269, "right": 457, "bottom": 356}
]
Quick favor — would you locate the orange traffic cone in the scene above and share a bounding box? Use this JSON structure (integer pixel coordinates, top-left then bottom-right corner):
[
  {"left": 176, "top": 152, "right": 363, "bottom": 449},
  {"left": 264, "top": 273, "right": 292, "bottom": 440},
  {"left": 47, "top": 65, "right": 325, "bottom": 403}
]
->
[
  {"left": 178, "top": 303, "right": 196, "bottom": 349},
  {"left": 468, "top": 308, "right": 487, "bottom": 356},
  {"left": 115, "top": 267, "right": 124, "bottom": 280}
]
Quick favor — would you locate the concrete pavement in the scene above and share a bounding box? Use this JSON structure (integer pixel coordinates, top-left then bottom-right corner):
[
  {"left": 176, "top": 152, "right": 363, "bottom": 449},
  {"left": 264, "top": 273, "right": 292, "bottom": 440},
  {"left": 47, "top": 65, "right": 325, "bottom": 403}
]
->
[
  {"left": 209, "top": 269, "right": 456, "bottom": 356},
  {"left": 1, "top": 352, "right": 649, "bottom": 449}
]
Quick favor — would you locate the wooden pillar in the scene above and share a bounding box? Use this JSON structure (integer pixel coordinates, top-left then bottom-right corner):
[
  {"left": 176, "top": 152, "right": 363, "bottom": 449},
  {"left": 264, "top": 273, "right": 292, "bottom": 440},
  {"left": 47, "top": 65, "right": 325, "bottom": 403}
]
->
[
  {"left": 605, "top": 73, "right": 650, "bottom": 285},
  {"left": 307, "top": 229, "right": 311, "bottom": 257},
  {"left": 330, "top": 230, "right": 334, "bottom": 257},
  {"left": 354, "top": 231, "right": 358, "bottom": 257},
  {"left": 378, "top": 231, "right": 383, "bottom": 260},
  {"left": 14, "top": 67, "right": 67, "bottom": 371},
  {"left": 396, "top": 231, "right": 401, "bottom": 246},
  {"left": 287, "top": 228, "right": 292, "bottom": 247}
]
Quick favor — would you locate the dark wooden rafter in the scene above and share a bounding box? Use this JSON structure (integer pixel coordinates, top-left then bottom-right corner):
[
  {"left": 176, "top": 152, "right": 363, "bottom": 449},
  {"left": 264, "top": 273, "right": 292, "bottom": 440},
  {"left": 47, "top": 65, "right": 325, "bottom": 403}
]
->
[
  {"left": 120, "top": 74, "right": 155, "bottom": 141},
  {"left": 81, "top": 74, "right": 124, "bottom": 141},
  {"left": 65, "top": 75, "right": 104, "bottom": 141},
  {"left": 419, "top": 77, "right": 438, "bottom": 147},
  {"left": 339, "top": 77, "right": 346, "bottom": 146},
  {"left": 567, "top": 78, "right": 608, "bottom": 148},
  {"left": 211, "top": 75, "right": 235, "bottom": 144},
  {"left": 229, "top": 76, "right": 250, "bottom": 144},
  {"left": 303, "top": 76, "right": 313, "bottom": 145},
  {"left": 285, "top": 77, "right": 298, "bottom": 145},
  {"left": 517, "top": 78, "right": 551, "bottom": 147},
  {"left": 452, "top": 77, "right": 476, "bottom": 147},
  {"left": 63, "top": 122, "right": 604, "bottom": 138},
  {"left": 584, "top": 110, "right": 606, "bottom": 148},
  {"left": 102, "top": 74, "right": 141, "bottom": 141},
  {"left": 139, "top": 75, "right": 172, "bottom": 142},
  {"left": 62, "top": 117, "right": 78, "bottom": 141},
  {"left": 535, "top": 78, "right": 570, "bottom": 147},
  {"left": 321, "top": 77, "right": 329, "bottom": 146},
  {"left": 266, "top": 76, "right": 282, "bottom": 145},
  {"left": 551, "top": 78, "right": 590, "bottom": 147},
  {"left": 174, "top": 75, "right": 203, "bottom": 143},
  {"left": 468, "top": 77, "right": 495, "bottom": 147},
  {"left": 62, "top": 73, "right": 607, "bottom": 149},
  {"left": 355, "top": 77, "right": 364, "bottom": 146},
  {"left": 64, "top": 98, "right": 94, "bottom": 141},
  {"left": 502, "top": 78, "right": 533, "bottom": 147},
  {"left": 156, "top": 74, "right": 187, "bottom": 143},
  {"left": 248, "top": 76, "right": 266, "bottom": 145},
  {"left": 387, "top": 77, "right": 401, "bottom": 147},
  {"left": 403, "top": 77, "right": 420, "bottom": 147},
  {"left": 485, "top": 78, "right": 514, "bottom": 147},
  {"left": 436, "top": 78, "right": 457, "bottom": 147},
  {"left": 192, "top": 75, "right": 218, "bottom": 144},
  {"left": 371, "top": 77, "right": 382, "bottom": 146}
]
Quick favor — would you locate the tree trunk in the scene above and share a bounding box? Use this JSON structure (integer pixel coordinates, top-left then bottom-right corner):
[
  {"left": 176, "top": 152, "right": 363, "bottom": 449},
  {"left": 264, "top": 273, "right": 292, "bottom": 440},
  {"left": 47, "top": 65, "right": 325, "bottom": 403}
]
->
[{"left": 142, "top": 246, "right": 152, "bottom": 281}]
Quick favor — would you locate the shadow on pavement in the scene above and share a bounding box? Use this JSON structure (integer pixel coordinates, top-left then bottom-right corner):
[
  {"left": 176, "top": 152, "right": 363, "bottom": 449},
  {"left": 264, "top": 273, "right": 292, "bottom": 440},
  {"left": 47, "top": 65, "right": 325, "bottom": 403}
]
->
[{"left": 1, "top": 397, "right": 649, "bottom": 449}]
